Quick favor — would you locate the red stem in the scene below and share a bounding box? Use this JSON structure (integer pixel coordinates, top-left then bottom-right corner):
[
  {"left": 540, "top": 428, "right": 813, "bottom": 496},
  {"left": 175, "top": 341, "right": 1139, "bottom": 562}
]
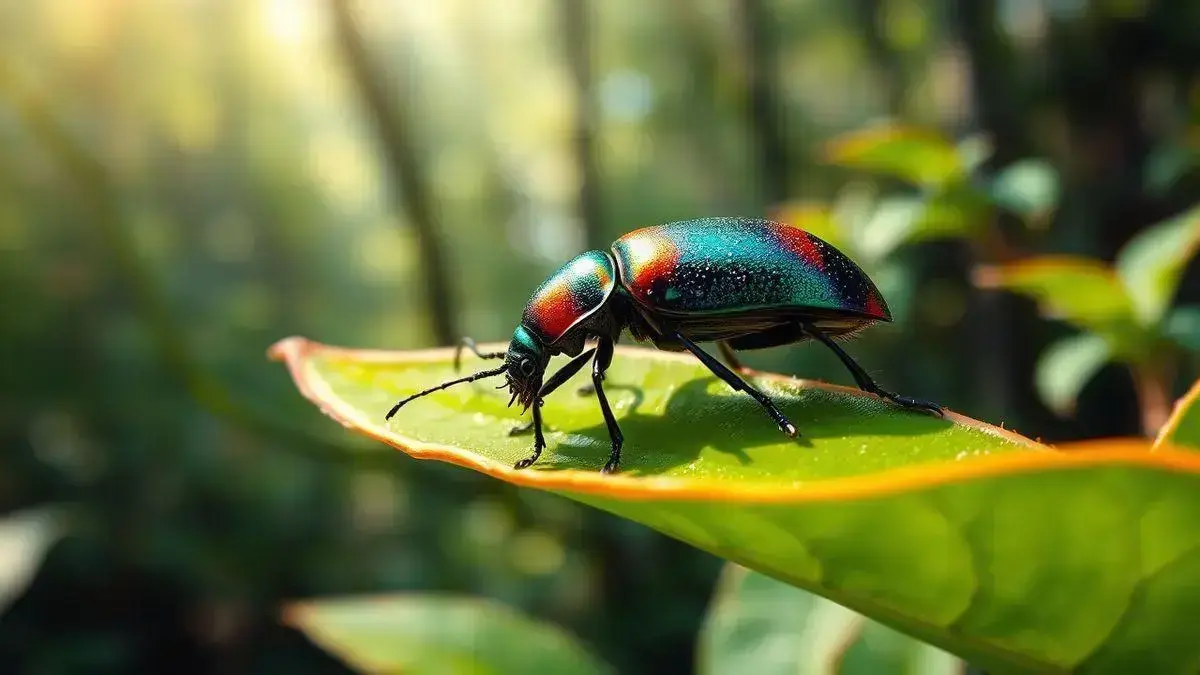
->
[{"left": 1132, "top": 358, "right": 1173, "bottom": 438}]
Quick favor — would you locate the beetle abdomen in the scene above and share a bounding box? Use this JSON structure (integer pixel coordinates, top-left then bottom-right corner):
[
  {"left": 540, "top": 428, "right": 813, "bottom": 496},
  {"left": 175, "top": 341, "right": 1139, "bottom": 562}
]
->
[
  {"left": 521, "top": 250, "right": 617, "bottom": 345},
  {"left": 610, "top": 217, "right": 890, "bottom": 321}
]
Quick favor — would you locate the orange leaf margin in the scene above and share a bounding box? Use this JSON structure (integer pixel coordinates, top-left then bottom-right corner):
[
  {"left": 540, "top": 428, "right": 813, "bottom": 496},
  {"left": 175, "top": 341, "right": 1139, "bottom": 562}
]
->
[
  {"left": 269, "top": 336, "right": 1200, "bottom": 502},
  {"left": 971, "top": 255, "right": 1124, "bottom": 290},
  {"left": 820, "top": 124, "right": 956, "bottom": 163}
]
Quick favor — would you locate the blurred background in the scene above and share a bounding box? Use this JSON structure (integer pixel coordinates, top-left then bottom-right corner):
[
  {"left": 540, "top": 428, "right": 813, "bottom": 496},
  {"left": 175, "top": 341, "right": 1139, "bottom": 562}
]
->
[{"left": 2, "top": 0, "right": 1199, "bottom": 673}]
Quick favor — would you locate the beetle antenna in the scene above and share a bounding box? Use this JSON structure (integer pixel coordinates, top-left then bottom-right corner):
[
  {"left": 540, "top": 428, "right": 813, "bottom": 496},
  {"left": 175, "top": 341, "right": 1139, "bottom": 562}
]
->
[
  {"left": 453, "top": 337, "right": 507, "bottom": 372},
  {"left": 385, "top": 364, "right": 508, "bottom": 420}
]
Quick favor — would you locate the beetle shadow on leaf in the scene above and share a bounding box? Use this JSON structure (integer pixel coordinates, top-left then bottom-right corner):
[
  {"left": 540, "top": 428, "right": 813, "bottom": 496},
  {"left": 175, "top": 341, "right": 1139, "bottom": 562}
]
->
[{"left": 537, "top": 375, "right": 955, "bottom": 477}]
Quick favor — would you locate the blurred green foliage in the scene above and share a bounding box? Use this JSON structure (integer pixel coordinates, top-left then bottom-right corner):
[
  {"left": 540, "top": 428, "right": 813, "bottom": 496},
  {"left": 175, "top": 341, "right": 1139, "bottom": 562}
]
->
[
  {"left": 977, "top": 205, "right": 1200, "bottom": 429},
  {"left": 2, "top": 0, "right": 1200, "bottom": 673},
  {"left": 699, "top": 565, "right": 961, "bottom": 675},
  {"left": 285, "top": 594, "right": 614, "bottom": 674}
]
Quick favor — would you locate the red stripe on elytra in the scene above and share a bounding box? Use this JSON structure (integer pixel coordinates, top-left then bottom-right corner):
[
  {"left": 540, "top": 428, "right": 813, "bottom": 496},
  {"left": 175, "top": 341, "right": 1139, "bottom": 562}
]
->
[
  {"left": 527, "top": 283, "right": 579, "bottom": 342},
  {"left": 863, "top": 289, "right": 888, "bottom": 320},
  {"left": 771, "top": 223, "right": 825, "bottom": 270}
]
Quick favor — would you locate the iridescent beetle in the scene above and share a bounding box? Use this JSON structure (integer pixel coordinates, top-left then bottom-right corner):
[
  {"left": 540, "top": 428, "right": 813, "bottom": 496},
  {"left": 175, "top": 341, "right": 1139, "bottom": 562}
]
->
[{"left": 386, "top": 217, "right": 943, "bottom": 473}]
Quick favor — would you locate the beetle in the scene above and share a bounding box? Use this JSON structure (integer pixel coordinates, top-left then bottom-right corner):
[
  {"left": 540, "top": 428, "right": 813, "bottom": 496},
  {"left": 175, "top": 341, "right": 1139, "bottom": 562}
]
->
[{"left": 385, "top": 217, "right": 943, "bottom": 474}]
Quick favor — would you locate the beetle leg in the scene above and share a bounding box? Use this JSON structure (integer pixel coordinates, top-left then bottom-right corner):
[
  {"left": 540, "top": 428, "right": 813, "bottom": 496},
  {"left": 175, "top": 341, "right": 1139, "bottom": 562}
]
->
[
  {"left": 575, "top": 341, "right": 603, "bottom": 396},
  {"left": 454, "top": 337, "right": 506, "bottom": 372},
  {"left": 803, "top": 324, "right": 944, "bottom": 417},
  {"left": 591, "top": 338, "right": 624, "bottom": 473},
  {"left": 513, "top": 402, "right": 547, "bottom": 470},
  {"left": 539, "top": 348, "right": 597, "bottom": 397},
  {"left": 673, "top": 333, "right": 799, "bottom": 438},
  {"left": 717, "top": 341, "right": 748, "bottom": 373}
]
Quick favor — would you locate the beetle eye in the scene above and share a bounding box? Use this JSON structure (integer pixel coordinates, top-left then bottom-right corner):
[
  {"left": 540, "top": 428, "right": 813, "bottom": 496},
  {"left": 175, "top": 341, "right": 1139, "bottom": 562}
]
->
[{"left": 519, "top": 359, "right": 535, "bottom": 376}]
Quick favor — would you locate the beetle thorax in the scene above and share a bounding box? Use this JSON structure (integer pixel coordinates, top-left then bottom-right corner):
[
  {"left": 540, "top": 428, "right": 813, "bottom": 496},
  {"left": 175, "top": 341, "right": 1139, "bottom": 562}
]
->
[{"left": 519, "top": 250, "right": 618, "bottom": 349}]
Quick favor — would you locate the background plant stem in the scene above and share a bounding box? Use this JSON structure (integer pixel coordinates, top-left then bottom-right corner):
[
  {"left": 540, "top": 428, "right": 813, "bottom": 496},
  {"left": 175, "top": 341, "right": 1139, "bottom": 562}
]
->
[
  {"left": 1133, "top": 359, "right": 1174, "bottom": 437},
  {"left": 735, "top": 0, "right": 789, "bottom": 206},
  {"left": 560, "top": 0, "right": 605, "bottom": 250},
  {"left": 328, "top": 0, "right": 458, "bottom": 345}
]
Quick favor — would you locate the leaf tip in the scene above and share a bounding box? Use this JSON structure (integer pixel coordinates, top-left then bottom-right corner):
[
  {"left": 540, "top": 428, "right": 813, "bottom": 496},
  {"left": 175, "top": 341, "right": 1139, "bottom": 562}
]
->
[
  {"left": 820, "top": 122, "right": 893, "bottom": 162},
  {"left": 971, "top": 265, "right": 1002, "bottom": 288},
  {"left": 1050, "top": 402, "right": 1077, "bottom": 419},
  {"left": 819, "top": 132, "right": 866, "bottom": 165},
  {"left": 770, "top": 200, "right": 827, "bottom": 224},
  {"left": 268, "top": 335, "right": 311, "bottom": 363},
  {"left": 279, "top": 601, "right": 310, "bottom": 630}
]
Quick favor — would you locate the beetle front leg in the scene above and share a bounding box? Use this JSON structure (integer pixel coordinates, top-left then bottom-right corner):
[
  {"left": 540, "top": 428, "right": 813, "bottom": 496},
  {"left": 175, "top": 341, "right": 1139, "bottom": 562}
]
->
[
  {"left": 510, "top": 348, "right": 595, "bottom": 451},
  {"left": 803, "top": 324, "right": 944, "bottom": 417},
  {"left": 591, "top": 338, "right": 624, "bottom": 473},
  {"left": 513, "top": 403, "right": 547, "bottom": 470}
]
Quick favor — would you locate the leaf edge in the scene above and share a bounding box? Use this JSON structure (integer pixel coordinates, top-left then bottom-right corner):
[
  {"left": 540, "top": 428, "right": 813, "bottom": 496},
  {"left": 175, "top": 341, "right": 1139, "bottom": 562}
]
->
[{"left": 267, "top": 336, "right": 1200, "bottom": 504}]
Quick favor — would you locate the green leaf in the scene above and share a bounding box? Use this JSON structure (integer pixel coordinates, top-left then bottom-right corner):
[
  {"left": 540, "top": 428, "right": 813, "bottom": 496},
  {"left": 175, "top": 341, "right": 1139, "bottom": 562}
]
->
[
  {"left": 271, "top": 338, "right": 1036, "bottom": 479},
  {"left": 823, "top": 125, "right": 964, "bottom": 188},
  {"left": 858, "top": 188, "right": 990, "bottom": 262},
  {"left": 1156, "top": 379, "right": 1200, "bottom": 452},
  {"left": 974, "top": 257, "right": 1146, "bottom": 351},
  {"left": 1035, "top": 332, "right": 1112, "bottom": 417},
  {"left": 1115, "top": 203, "right": 1200, "bottom": 325},
  {"left": 856, "top": 197, "right": 924, "bottom": 262},
  {"left": 698, "top": 564, "right": 963, "bottom": 675},
  {"left": 284, "top": 594, "right": 612, "bottom": 675},
  {"left": 988, "top": 159, "right": 1060, "bottom": 223},
  {"left": 272, "top": 338, "right": 1200, "bottom": 673},
  {"left": 1164, "top": 305, "right": 1200, "bottom": 352},
  {"left": 0, "top": 506, "right": 64, "bottom": 616}
]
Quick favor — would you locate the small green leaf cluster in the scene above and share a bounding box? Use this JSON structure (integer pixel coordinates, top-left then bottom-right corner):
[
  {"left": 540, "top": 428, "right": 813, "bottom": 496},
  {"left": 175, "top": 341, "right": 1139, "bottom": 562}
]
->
[
  {"left": 977, "top": 205, "right": 1200, "bottom": 417},
  {"left": 774, "top": 125, "right": 1058, "bottom": 326},
  {"left": 782, "top": 125, "right": 1058, "bottom": 268}
]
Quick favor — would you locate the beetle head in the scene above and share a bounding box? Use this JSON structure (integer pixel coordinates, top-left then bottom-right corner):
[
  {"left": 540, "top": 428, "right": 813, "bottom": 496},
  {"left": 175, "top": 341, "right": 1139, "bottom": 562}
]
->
[{"left": 504, "top": 325, "right": 548, "bottom": 411}]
